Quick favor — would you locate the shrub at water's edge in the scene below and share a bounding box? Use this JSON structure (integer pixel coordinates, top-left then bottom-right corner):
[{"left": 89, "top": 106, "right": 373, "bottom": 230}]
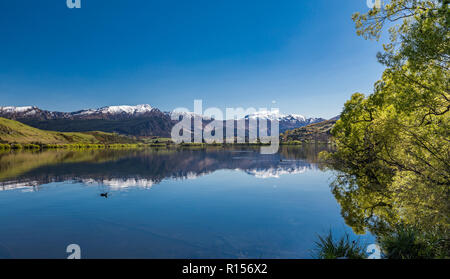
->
[
  {"left": 312, "top": 231, "right": 367, "bottom": 259},
  {"left": 314, "top": 225, "right": 449, "bottom": 259}
]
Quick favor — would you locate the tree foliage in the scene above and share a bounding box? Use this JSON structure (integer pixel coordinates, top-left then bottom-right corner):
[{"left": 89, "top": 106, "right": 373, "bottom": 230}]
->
[{"left": 325, "top": 0, "right": 449, "bottom": 252}]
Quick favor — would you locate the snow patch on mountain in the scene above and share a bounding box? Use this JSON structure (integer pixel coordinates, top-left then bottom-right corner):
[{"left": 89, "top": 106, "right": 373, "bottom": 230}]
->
[
  {"left": 75, "top": 104, "right": 154, "bottom": 116},
  {"left": 245, "top": 110, "right": 320, "bottom": 123},
  {"left": 167, "top": 110, "right": 204, "bottom": 121},
  {"left": 0, "top": 106, "right": 37, "bottom": 113}
]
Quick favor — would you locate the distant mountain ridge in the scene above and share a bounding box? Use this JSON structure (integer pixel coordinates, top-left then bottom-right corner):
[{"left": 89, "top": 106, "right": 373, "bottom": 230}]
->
[
  {"left": 72, "top": 104, "right": 155, "bottom": 118},
  {"left": 0, "top": 105, "right": 157, "bottom": 120},
  {"left": 245, "top": 110, "right": 325, "bottom": 133},
  {"left": 0, "top": 105, "right": 328, "bottom": 137},
  {"left": 281, "top": 118, "right": 339, "bottom": 143},
  {"left": 0, "top": 105, "right": 174, "bottom": 137}
]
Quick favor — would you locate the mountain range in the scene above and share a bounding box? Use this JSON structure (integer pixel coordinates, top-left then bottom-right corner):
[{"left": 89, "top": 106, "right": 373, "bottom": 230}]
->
[
  {"left": 0, "top": 105, "right": 327, "bottom": 137},
  {"left": 245, "top": 110, "right": 325, "bottom": 132},
  {"left": 0, "top": 105, "right": 173, "bottom": 137}
]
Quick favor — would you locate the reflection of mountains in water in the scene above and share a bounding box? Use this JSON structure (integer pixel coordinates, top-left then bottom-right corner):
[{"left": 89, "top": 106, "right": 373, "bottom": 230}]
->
[{"left": 0, "top": 145, "right": 330, "bottom": 191}]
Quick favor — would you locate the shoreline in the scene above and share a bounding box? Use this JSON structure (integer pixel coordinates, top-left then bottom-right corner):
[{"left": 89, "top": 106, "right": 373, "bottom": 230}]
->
[{"left": 0, "top": 141, "right": 335, "bottom": 151}]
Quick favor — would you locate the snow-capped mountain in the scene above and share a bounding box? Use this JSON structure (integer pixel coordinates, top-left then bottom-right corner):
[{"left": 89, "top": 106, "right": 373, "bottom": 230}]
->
[
  {"left": 166, "top": 110, "right": 204, "bottom": 120},
  {"left": 0, "top": 106, "right": 37, "bottom": 114},
  {"left": 246, "top": 110, "right": 305, "bottom": 121},
  {"left": 0, "top": 104, "right": 174, "bottom": 137},
  {"left": 73, "top": 104, "right": 154, "bottom": 117},
  {"left": 0, "top": 104, "right": 327, "bottom": 136},
  {"left": 245, "top": 111, "right": 325, "bottom": 132},
  {"left": 0, "top": 104, "right": 160, "bottom": 120},
  {"left": 246, "top": 110, "right": 322, "bottom": 123},
  {"left": 0, "top": 106, "right": 68, "bottom": 120}
]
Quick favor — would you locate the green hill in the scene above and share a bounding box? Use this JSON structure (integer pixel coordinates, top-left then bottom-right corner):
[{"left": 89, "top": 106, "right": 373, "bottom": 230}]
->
[
  {"left": 0, "top": 117, "right": 138, "bottom": 145},
  {"left": 281, "top": 119, "right": 337, "bottom": 143}
]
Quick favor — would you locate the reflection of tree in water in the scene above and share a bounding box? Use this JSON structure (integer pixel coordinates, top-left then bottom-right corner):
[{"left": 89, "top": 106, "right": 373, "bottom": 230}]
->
[
  {"left": 324, "top": 159, "right": 449, "bottom": 257},
  {"left": 279, "top": 145, "right": 333, "bottom": 170}
]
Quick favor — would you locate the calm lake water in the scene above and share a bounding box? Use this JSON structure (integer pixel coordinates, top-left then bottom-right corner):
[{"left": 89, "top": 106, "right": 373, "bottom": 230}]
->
[{"left": 0, "top": 145, "right": 373, "bottom": 259}]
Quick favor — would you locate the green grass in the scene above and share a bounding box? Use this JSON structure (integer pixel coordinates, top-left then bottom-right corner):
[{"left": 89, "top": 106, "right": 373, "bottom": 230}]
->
[
  {"left": 0, "top": 117, "right": 138, "bottom": 146},
  {"left": 144, "top": 137, "right": 173, "bottom": 144}
]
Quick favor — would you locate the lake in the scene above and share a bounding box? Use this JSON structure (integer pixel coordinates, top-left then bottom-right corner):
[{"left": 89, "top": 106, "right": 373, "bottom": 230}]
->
[{"left": 0, "top": 145, "right": 374, "bottom": 259}]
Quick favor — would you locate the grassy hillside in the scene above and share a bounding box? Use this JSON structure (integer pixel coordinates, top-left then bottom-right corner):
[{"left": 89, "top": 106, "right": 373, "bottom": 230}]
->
[
  {"left": 281, "top": 119, "right": 337, "bottom": 143},
  {"left": 0, "top": 117, "right": 138, "bottom": 145}
]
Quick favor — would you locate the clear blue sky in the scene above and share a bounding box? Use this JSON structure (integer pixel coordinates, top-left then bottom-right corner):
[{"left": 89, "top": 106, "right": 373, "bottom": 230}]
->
[{"left": 0, "top": 0, "right": 386, "bottom": 119}]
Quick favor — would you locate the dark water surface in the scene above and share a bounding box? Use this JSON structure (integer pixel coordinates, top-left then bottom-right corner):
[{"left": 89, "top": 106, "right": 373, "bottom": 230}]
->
[{"left": 0, "top": 146, "right": 373, "bottom": 258}]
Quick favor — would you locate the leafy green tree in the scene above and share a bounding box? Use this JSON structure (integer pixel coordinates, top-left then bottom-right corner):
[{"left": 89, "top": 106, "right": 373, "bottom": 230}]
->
[{"left": 323, "top": 0, "right": 449, "bottom": 255}]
